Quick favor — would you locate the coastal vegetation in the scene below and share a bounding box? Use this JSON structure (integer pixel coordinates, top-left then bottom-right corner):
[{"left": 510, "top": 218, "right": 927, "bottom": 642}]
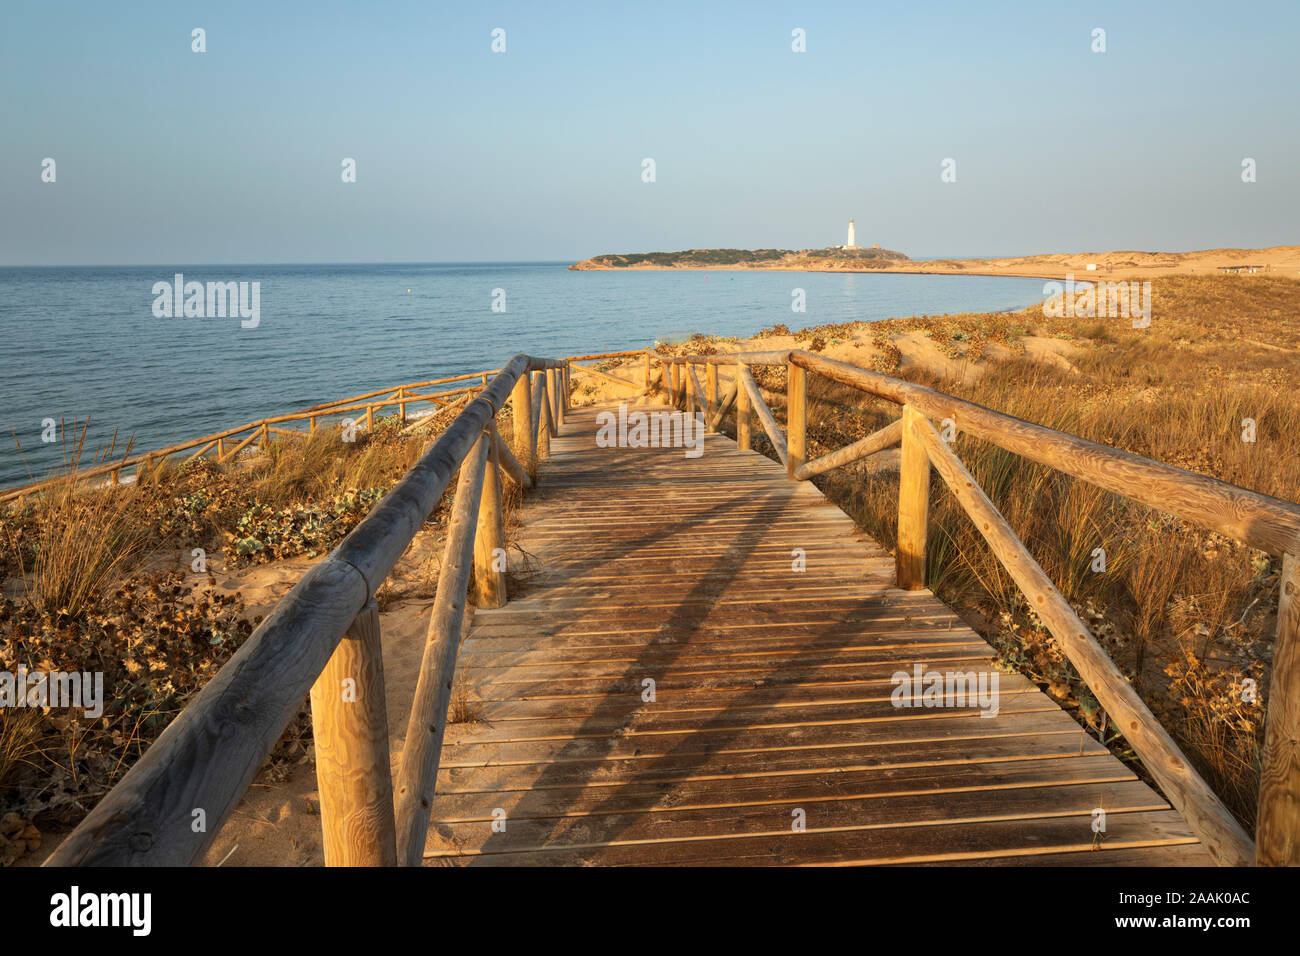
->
[
  {"left": 0, "top": 397, "right": 527, "bottom": 863},
  {"left": 572, "top": 246, "right": 910, "bottom": 270}
]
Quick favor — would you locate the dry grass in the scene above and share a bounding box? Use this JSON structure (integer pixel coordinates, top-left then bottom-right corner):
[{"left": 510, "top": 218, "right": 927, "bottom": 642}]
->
[
  {"left": 3, "top": 483, "right": 155, "bottom": 618},
  {"left": 447, "top": 672, "right": 482, "bottom": 725},
  {"left": 1, "top": 433, "right": 158, "bottom": 617},
  {"left": 0, "top": 711, "right": 42, "bottom": 792},
  {"left": 0, "top": 402, "right": 481, "bottom": 852}
]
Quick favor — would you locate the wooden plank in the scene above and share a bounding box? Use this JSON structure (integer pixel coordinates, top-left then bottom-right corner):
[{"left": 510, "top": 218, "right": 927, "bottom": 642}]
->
[
  {"left": 442, "top": 696, "right": 1059, "bottom": 753},
  {"left": 429, "top": 753, "right": 1132, "bottom": 819},
  {"left": 437, "top": 725, "right": 1107, "bottom": 795},
  {"left": 428, "top": 779, "right": 1168, "bottom": 855},
  {"left": 426, "top": 810, "right": 1202, "bottom": 866},
  {"left": 461, "top": 631, "right": 990, "bottom": 659}
]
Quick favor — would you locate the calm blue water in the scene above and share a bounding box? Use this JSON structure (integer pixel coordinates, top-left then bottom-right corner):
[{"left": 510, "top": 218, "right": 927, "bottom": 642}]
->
[{"left": 0, "top": 263, "right": 1047, "bottom": 487}]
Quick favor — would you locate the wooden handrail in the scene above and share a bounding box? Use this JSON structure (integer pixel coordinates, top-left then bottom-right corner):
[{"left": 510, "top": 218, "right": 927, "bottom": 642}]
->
[
  {"left": 709, "top": 378, "right": 738, "bottom": 431},
  {"left": 788, "top": 350, "right": 1300, "bottom": 557},
  {"left": 686, "top": 365, "right": 706, "bottom": 417},
  {"left": 911, "top": 407, "right": 1254, "bottom": 866},
  {"left": 663, "top": 350, "right": 792, "bottom": 366},
  {"left": 1, "top": 352, "right": 642, "bottom": 504},
  {"left": 570, "top": 361, "right": 642, "bottom": 391},
  {"left": 45, "top": 353, "right": 563, "bottom": 866},
  {"left": 793, "top": 419, "right": 903, "bottom": 481}
]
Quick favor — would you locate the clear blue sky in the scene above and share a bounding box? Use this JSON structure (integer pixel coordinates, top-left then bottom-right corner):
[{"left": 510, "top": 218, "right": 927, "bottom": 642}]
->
[{"left": 2, "top": 0, "right": 1297, "bottom": 264}]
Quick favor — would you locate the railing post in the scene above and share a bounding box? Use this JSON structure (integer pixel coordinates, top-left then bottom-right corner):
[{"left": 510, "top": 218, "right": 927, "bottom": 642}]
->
[
  {"left": 644, "top": 351, "right": 651, "bottom": 392},
  {"left": 309, "top": 598, "right": 397, "bottom": 866},
  {"left": 896, "top": 404, "right": 930, "bottom": 590},
  {"left": 1257, "top": 551, "right": 1300, "bottom": 865},
  {"left": 472, "top": 429, "right": 508, "bottom": 609},
  {"left": 533, "top": 371, "right": 551, "bottom": 460},
  {"left": 366, "top": 404, "right": 374, "bottom": 433},
  {"left": 511, "top": 369, "right": 534, "bottom": 480},
  {"left": 545, "top": 368, "right": 560, "bottom": 433},
  {"left": 394, "top": 433, "right": 491, "bottom": 866},
  {"left": 736, "top": 362, "right": 752, "bottom": 450},
  {"left": 398, "top": 386, "right": 407, "bottom": 424},
  {"left": 685, "top": 365, "right": 695, "bottom": 415},
  {"left": 787, "top": 362, "right": 806, "bottom": 479},
  {"left": 706, "top": 363, "right": 718, "bottom": 430}
]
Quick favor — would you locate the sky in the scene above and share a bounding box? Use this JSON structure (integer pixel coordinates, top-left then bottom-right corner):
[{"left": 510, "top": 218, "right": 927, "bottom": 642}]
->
[{"left": 2, "top": 0, "right": 1297, "bottom": 265}]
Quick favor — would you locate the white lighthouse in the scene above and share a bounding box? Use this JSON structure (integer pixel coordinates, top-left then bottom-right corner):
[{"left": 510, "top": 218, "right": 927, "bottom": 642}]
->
[{"left": 846, "top": 219, "right": 858, "bottom": 249}]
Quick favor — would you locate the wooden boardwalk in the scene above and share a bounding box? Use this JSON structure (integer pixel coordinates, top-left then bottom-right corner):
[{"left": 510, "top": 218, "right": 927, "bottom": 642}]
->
[{"left": 426, "top": 401, "right": 1212, "bottom": 866}]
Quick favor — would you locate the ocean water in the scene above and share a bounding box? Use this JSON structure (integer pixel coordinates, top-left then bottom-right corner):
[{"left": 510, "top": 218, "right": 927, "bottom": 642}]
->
[{"left": 0, "top": 262, "right": 1048, "bottom": 487}]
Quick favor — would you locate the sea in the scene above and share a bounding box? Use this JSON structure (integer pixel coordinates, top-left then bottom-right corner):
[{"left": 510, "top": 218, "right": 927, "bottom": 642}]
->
[{"left": 0, "top": 262, "right": 1049, "bottom": 488}]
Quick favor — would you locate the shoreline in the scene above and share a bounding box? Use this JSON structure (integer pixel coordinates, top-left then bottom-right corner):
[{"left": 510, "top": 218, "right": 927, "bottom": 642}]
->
[
  {"left": 571, "top": 264, "right": 1062, "bottom": 281},
  {"left": 570, "top": 244, "right": 1300, "bottom": 281}
]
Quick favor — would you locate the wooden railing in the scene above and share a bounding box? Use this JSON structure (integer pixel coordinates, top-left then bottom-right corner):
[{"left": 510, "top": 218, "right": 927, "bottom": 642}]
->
[
  {"left": 660, "top": 348, "right": 1300, "bottom": 867},
  {"left": 41, "top": 350, "right": 639, "bottom": 866},
  {"left": 32, "top": 345, "right": 1299, "bottom": 866},
  {"left": 1, "top": 352, "right": 635, "bottom": 504}
]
